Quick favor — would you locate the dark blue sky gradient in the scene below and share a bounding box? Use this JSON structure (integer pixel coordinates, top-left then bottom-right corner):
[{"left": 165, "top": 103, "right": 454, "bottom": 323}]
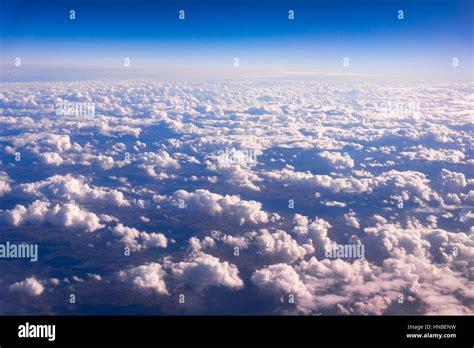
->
[
  {"left": 0, "top": 0, "right": 472, "bottom": 80},
  {"left": 1, "top": 0, "right": 472, "bottom": 41}
]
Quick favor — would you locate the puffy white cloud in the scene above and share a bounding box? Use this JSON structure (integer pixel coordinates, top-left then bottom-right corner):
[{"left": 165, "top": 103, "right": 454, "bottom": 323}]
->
[
  {"left": 206, "top": 148, "right": 262, "bottom": 191},
  {"left": 170, "top": 251, "right": 244, "bottom": 290},
  {"left": 111, "top": 223, "right": 167, "bottom": 251},
  {"left": 221, "top": 234, "right": 250, "bottom": 249},
  {"left": 319, "top": 151, "right": 354, "bottom": 169},
  {"left": 363, "top": 222, "right": 429, "bottom": 258},
  {"left": 155, "top": 189, "right": 269, "bottom": 225},
  {"left": 118, "top": 263, "right": 168, "bottom": 295},
  {"left": 251, "top": 263, "right": 313, "bottom": 311},
  {"left": 19, "top": 174, "right": 130, "bottom": 207},
  {"left": 320, "top": 200, "right": 347, "bottom": 207},
  {"left": 344, "top": 211, "right": 360, "bottom": 229},
  {"left": 401, "top": 146, "right": 465, "bottom": 163},
  {"left": 255, "top": 229, "right": 309, "bottom": 263},
  {"left": 246, "top": 105, "right": 282, "bottom": 115},
  {"left": 264, "top": 168, "right": 373, "bottom": 194},
  {"left": 9, "top": 277, "right": 44, "bottom": 296},
  {"left": 265, "top": 168, "right": 442, "bottom": 205},
  {"left": 44, "top": 134, "right": 73, "bottom": 153},
  {"left": 293, "top": 214, "right": 332, "bottom": 253},
  {"left": 441, "top": 169, "right": 467, "bottom": 189},
  {"left": 374, "top": 170, "right": 442, "bottom": 204},
  {"left": 77, "top": 153, "right": 119, "bottom": 170},
  {"left": 207, "top": 162, "right": 262, "bottom": 191},
  {"left": 5, "top": 200, "right": 104, "bottom": 232},
  {"left": 187, "top": 236, "right": 216, "bottom": 251},
  {"left": 8, "top": 133, "right": 78, "bottom": 156},
  {"left": 39, "top": 152, "right": 64, "bottom": 166},
  {"left": 137, "top": 151, "right": 180, "bottom": 178},
  {"left": 94, "top": 154, "right": 115, "bottom": 170},
  {"left": 93, "top": 119, "right": 142, "bottom": 138},
  {"left": 0, "top": 171, "right": 11, "bottom": 197}
]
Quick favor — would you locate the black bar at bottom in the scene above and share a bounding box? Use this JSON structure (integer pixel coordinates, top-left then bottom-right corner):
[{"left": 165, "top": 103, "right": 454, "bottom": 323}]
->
[{"left": 0, "top": 315, "right": 472, "bottom": 346}]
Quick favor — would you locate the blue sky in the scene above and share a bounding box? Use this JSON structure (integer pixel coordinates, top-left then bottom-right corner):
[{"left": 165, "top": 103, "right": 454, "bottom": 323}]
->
[{"left": 0, "top": 0, "right": 472, "bottom": 81}]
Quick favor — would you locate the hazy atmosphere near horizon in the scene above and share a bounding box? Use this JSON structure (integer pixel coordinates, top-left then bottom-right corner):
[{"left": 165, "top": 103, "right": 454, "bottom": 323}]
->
[{"left": 0, "top": 0, "right": 473, "bottom": 315}]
